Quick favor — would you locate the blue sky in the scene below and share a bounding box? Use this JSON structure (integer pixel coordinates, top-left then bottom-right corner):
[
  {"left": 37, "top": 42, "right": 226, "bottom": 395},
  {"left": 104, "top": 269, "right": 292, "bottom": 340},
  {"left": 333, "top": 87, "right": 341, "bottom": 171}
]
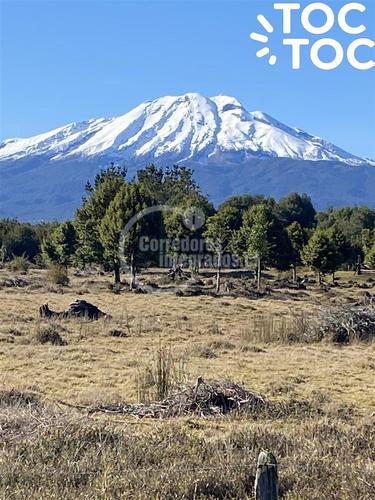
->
[{"left": 1, "top": 0, "right": 374, "bottom": 158}]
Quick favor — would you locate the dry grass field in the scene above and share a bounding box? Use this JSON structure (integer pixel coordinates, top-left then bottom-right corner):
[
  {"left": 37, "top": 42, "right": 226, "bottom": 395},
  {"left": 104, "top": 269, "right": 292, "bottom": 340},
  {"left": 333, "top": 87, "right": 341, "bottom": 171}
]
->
[{"left": 0, "top": 267, "right": 374, "bottom": 499}]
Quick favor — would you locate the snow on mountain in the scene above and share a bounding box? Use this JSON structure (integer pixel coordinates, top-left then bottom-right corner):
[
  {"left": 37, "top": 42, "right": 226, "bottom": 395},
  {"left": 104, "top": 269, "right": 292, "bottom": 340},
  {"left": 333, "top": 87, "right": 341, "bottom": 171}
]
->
[
  {"left": 1, "top": 93, "right": 374, "bottom": 220},
  {"left": 0, "top": 93, "right": 369, "bottom": 166}
]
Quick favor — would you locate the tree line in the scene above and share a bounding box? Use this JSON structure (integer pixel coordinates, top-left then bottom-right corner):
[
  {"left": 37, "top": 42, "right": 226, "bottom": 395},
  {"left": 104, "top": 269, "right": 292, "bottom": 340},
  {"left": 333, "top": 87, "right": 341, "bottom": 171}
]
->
[{"left": 1, "top": 163, "right": 375, "bottom": 290}]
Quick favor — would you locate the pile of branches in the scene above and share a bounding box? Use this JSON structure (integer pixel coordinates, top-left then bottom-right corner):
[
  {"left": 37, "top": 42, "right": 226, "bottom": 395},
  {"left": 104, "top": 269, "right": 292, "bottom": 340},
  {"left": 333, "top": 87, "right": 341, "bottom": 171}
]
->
[
  {"left": 305, "top": 305, "right": 375, "bottom": 343},
  {"left": 1, "top": 277, "right": 29, "bottom": 287},
  {"left": 74, "top": 379, "right": 271, "bottom": 419}
]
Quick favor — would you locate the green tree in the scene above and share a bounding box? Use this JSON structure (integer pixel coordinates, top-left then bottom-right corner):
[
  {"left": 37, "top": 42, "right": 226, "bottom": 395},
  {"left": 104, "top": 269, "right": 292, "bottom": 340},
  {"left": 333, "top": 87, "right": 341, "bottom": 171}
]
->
[
  {"left": 138, "top": 165, "right": 202, "bottom": 206},
  {"left": 242, "top": 204, "right": 270, "bottom": 291},
  {"left": 365, "top": 242, "right": 375, "bottom": 269},
  {"left": 301, "top": 229, "right": 338, "bottom": 284},
  {"left": 163, "top": 200, "right": 209, "bottom": 272},
  {"left": 137, "top": 164, "right": 165, "bottom": 202},
  {"left": 287, "top": 221, "right": 307, "bottom": 282},
  {"left": 204, "top": 206, "right": 238, "bottom": 292},
  {"left": 267, "top": 216, "right": 294, "bottom": 271},
  {"left": 362, "top": 228, "right": 374, "bottom": 255},
  {"left": 328, "top": 225, "right": 351, "bottom": 279},
  {"left": 74, "top": 164, "right": 127, "bottom": 268},
  {"left": 42, "top": 221, "right": 76, "bottom": 267},
  {"left": 317, "top": 206, "right": 375, "bottom": 268},
  {"left": 277, "top": 193, "right": 316, "bottom": 228},
  {"left": 0, "top": 222, "right": 39, "bottom": 262},
  {"left": 99, "top": 182, "right": 158, "bottom": 287},
  {"left": 162, "top": 165, "right": 201, "bottom": 204}
]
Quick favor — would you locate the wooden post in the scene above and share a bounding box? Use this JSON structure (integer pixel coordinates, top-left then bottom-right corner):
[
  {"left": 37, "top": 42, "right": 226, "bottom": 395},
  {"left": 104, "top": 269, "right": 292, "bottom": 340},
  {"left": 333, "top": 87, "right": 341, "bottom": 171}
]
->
[{"left": 254, "top": 451, "right": 278, "bottom": 500}]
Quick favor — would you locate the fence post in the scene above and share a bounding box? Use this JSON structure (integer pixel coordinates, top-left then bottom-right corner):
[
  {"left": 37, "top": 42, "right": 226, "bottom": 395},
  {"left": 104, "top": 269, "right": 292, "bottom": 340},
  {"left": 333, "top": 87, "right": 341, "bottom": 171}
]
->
[{"left": 254, "top": 450, "right": 278, "bottom": 500}]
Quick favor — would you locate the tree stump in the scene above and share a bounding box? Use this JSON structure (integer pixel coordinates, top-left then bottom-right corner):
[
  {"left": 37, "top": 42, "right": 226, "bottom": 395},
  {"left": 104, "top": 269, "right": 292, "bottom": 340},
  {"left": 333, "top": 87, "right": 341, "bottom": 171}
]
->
[{"left": 254, "top": 451, "right": 278, "bottom": 500}]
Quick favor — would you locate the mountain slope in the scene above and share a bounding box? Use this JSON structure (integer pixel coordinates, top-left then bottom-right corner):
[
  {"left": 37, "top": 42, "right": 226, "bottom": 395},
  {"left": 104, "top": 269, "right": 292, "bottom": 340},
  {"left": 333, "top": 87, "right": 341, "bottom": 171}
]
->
[
  {"left": 0, "top": 93, "right": 374, "bottom": 220},
  {"left": 0, "top": 93, "right": 369, "bottom": 166}
]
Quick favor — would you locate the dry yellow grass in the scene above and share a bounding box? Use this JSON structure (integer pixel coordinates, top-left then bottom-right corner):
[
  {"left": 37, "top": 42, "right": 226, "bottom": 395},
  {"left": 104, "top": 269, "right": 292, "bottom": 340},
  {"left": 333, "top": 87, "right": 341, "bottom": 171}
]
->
[
  {"left": 0, "top": 268, "right": 374, "bottom": 413},
  {"left": 1, "top": 268, "right": 375, "bottom": 498}
]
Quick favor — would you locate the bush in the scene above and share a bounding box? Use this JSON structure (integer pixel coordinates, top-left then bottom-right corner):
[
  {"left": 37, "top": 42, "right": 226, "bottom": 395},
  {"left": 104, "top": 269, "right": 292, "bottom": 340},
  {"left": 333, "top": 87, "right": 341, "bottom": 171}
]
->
[
  {"left": 47, "top": 264, "right": 69, "bottom": 286},
  {"left": 7, "top": 255, "right": 30, "bottom": 273},
  {"left": 0, "top": 389, "right": 40, "bottom": 408},
  {"left": 34, "top": 325, "right": 66, "bottom": 346},
  {"left": 136, "top": 345, "right": 188, "bottom": 402},
  {"left": 306, "top": 306, "right": 375, "bottom": 343}
]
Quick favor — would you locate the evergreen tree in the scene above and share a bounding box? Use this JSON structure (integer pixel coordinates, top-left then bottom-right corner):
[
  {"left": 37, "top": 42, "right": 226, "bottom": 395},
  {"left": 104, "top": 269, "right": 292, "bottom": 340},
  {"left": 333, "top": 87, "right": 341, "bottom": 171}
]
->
[
  {"left": 287, "top": 221, "right": 306, "bottom": 282},
  {"left": 362, "top": 228, "right": 374, "bottom": 255},
  {"left": 204, "top": 206, "right": 238, "bottom": 292},
  {"left": 365, "top": 242, "right": 375, "bottom": 269},
  {"left": 137, "top": 165, "right": 203, "bottom": 206},
  {"left": 328, "top": 225, "right": 351, "bottom": 278},
  {"left": 242, "top": 204, "right": 270, "bottom": 290},
  {"left": 74, "top": 164, "right": 127, "bottom": 267},
  {"left": 219, "top": 194, "right": 274, "bottom": 228},
  {"left": 137, "top": 164, "right": 165, "bottom": 203},
  {"left": 267, "top": 216, "right": 294, "bottom": 271},
  {"left": 99, "top": 182, "right": 158, "bottom": 287},
  {"left": 41, "top": 221, "right": 76, "bottom": 267},
  {"left": 0, "top": 223, "right": 39, "bottom": 261},
  {"left": 277, "top": 192, "right": 316, "bottom": 228},
  {"left": 162, "top": 165, "right": 201, "bottom": 204},
  {"left": 317, "top": 206, "right": 375, "bottom": 266},
  {"left": 302, "top": 229, "right": 338, "bottom": 284}
]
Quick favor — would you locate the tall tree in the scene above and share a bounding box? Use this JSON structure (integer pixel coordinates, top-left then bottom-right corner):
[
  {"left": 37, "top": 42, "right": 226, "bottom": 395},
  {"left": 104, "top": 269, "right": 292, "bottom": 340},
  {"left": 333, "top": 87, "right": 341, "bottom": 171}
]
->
[
  {"left": 41, "top": 221, "right": 76, "bottom": 267},
  {"left": 362, "top": 228, "right": 374, "bottom": 255},
  {"left": 302, "top": 229, "right": 338, "bottom": 284},
  {"left": 243, "top": 204, "right": 270, "bottom": 291},
  {"left": 99, "top": 182, "right": 159, "bottom": 287},
  {"left": 204, "top": 206, "right": 238, "bottom": 292},
  {"left": 317, "top": 206, "right": 375, "bottom": 266},
  {"left": 328, "top": 225, "right": 351, "bottom": 279},
  {"left": 287, "top": 221, "right": 307, "bottom": 282},
  {"left": 277, "top": 192, "right": 316, "bottom": 228},
  {"left": 365, "top": 242, "right": 375, "bottom": 269},
  {"left": 0, "top": 223, "right": 39, "bottom": 262},
  {"left": 74, "top": 164, "right": 127, "bottom": 268}
]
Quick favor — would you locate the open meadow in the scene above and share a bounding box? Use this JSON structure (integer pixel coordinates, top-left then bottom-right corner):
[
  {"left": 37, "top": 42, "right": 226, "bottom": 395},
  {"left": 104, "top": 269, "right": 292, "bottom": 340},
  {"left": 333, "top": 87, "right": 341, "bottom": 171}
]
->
[{"left": 0, "top": 267, "right": 374, "bottom": 499}]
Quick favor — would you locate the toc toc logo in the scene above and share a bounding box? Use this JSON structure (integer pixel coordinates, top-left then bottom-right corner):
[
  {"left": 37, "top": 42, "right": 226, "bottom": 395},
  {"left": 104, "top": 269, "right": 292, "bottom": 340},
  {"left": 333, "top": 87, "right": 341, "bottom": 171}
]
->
[{"left": 250, "top": 2, "right": 375, "bottom": 70}]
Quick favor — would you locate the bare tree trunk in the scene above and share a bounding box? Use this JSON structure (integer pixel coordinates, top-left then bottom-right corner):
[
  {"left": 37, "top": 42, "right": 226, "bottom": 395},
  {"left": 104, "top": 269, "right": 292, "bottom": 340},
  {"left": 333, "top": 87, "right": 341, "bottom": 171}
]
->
[
  {"left": 332, "top": 271, "right": 335, "bottom": 283},
  {"left": 356, "top": 255, "right": 362, "bottom": 275},
  {"left": 292, "top": 264, "right": 297, "bottom": 284},
  {"left": 257, "top": 257, "right": 261, "bottom": 291},
  {"left": 114, "top": 263, "right": 121, "bottom": 284},
  {"left": 130, "top": 253, "right": 136, "bottom": 290},
  {"left": 216, "top": 252, "right": 222, "bottom": 293},
  {"left": 318, "top": 271, "right": 322, "bottom": 285}
]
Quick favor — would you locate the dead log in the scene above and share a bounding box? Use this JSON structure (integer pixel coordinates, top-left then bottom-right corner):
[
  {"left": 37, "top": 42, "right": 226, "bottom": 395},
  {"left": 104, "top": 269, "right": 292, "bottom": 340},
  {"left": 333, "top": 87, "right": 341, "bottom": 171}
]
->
[{"left": 39, "top": 300, "right": 110, "bottom": 320}]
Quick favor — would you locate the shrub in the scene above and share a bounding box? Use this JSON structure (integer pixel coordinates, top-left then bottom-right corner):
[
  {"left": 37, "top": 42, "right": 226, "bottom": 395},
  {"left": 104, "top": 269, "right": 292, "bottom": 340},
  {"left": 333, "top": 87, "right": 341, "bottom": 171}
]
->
[
  {"left": 47, "top": 264, "right": 69, "bottom": 286},
  {"left": 0, "top": 389, "right": 40, "bottom": 408},
  {"left": 34, "top": 325, "right": 66, "bottom": 345},
  {"left": 7, "top": 255, "right": 30, "bottom": 273},
  {"left": 136, "top": 345, "right": 188, "bottom": 402},
  {"left": 305, "top": 306, "right": 375, "bottom": 343},
  {"left": 108, "top": 329, "right": 127, "bottom": 338}
]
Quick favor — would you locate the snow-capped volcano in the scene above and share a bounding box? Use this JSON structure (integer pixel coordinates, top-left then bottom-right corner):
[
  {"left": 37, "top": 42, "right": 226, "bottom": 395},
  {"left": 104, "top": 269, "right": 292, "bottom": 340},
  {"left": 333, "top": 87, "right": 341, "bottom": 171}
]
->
[
  {"left": 1, "top": 93, "right": 374, "bottom": 221},
  {"left": 0, "top": 93, "right": 369, "bottom": 166}
]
